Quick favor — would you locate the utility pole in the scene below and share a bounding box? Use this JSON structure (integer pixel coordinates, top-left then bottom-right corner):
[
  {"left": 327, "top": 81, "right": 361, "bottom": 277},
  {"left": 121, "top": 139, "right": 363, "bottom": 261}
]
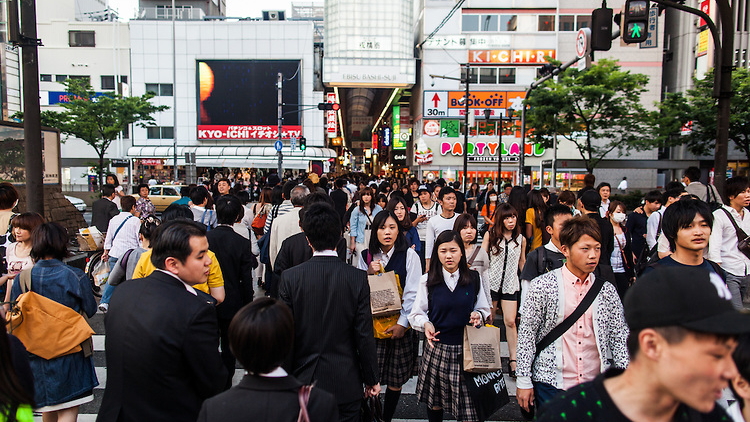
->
[
  {"left": 713, "top": 0, "right": 734, "bottom": 199},
  {"left": 277, "top": 73, "right": 283, "bottom": 178},
  {"left": 172, "top": 0, "right": 178, "bottom": 182},
  {"left": 18, "top": 0, "right": 43, "bottom": 214}
]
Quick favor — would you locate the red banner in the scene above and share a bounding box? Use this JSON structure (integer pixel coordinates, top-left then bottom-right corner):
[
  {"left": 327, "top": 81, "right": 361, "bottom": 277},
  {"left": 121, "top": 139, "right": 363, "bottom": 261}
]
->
[{"left": 197, "top": 125, "right": 302, "bottom": 140}]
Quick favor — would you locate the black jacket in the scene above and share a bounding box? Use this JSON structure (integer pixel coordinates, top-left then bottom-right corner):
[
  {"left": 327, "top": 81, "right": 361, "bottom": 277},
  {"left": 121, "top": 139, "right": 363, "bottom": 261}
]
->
[
  {"left": 273, "top": 232, "right": 347, "bottom": 276},
  {"left": 97, "top": 271, "right": 226, "bottom": 422},
  {"left": 625, "top": 211, "right": 649, "bottom": 258},
  {"left": 330, "top": 189, "right": 349, "bottom": 226},
  {"left": 91, "top": 197, "right": 119, "bottom": 233},
  {"left": 206, "top": 226, "right": 257, "bottom": 319},
  {"left": 197, "top": 374, "right": 339, "bottom": 422},
  {"left": 279, "top": 256, "right": 379, "bottom": 405},
  {"left": 586, "top": 212, "right": 614, "bottom": 266}
]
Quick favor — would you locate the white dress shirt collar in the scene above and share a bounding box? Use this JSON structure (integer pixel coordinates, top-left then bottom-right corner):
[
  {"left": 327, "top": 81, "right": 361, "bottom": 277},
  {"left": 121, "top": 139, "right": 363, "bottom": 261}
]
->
[
  {"left": 544, "top": 241, "right": 562, "bottom": 254},
  {"left": 156, "top": 269, "right": 197, "bottom": 295},
  {"left": 259, "top": 367, "right": 288, "bottom": 378},
  {"left": 313, "top": 249, "right": 338, "bottom": 257},
  {"left": 441, "top": 267, "right": 461, "bottom": 290}
]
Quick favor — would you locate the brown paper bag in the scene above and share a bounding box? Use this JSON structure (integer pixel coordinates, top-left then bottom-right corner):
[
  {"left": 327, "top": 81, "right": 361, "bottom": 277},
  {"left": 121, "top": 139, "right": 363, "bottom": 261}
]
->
[
  {"left": 463, "top": 325, "right": 502, "bottom": 373},
  {"left": 368, "top": 271, "right": 401, "bottom": 317}
]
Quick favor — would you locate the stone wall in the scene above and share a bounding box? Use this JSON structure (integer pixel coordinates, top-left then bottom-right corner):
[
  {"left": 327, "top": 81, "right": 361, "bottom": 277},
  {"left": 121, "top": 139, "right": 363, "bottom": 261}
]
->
[{"left": 15, "top": 185, "right": 87, "bottom": 236}]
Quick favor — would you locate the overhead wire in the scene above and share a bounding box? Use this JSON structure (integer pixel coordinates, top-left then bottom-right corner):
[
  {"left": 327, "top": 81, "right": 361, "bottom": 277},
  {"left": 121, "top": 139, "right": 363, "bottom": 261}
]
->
[{"left": 417, "top": 0, "right": 466, "bottom": 49}]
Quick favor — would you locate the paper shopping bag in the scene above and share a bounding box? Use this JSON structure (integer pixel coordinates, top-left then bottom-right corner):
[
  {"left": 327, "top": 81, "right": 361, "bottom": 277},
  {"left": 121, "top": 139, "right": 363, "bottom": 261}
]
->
[
  {"left": 368, "top": 271, "right": 401, "bottom": 317},
  {"left": 463, "top": 325, "right": 502, "bottom": 373}
]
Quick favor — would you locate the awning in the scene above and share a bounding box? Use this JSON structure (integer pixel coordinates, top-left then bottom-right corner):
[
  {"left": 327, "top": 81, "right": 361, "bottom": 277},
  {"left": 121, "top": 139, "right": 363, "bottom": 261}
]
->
[{"left": 127, "top": 146, "right": 337, "bottom": 169}]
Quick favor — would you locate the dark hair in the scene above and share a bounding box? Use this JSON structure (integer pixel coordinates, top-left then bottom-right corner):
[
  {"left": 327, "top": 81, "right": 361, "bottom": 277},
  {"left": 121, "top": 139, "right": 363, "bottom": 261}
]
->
[
  {"left": 503, "top": 183, "right": 512, "bottom": 190},
  {"left": 359, "top": 187, "right": 375, "bottom": 214},
  {"left": 662, "top": 186, "right": 686, "bottom": 205},
  {"left": 376, "top": 193, "right": 388, "bottom": 206},
  {"left": 150, "top": 220, "right": 207, "bottom": 269},
  {"left": 527, "top": 190, "right": 547, "bottom": 228},
  {"left": 105, "top": 173, "right": 120, "bottom": 187},
  {"left": 726, "top": 176, "right": 750, "bottom": 200},
  {"left": 580, "top": 189, "right": 602, "bottom": 212},
  {"left": 453, "top": 213, "right": 478, "bottom": 244},
  {"left": 101, "top": 184, "right": 116, "bottom": 198},
  {"left": 426, "top": 230, "right": 473, "bottom": 288},
  {"left": 559, "top": 216, "right": 601, "bottom": 248},
  {"left": 544, "top": 204, "right": 574, "bottom": 228},
  {"left": 270, "top": 185, "right": 284, "bottom": 205},
  {"left": 607, "top": 200, "right": 626, "bottom": 217},
  {"left": 139, "top": 216, "right": 160, "bottom": 240},
  {"left": 335, "top": 178, "right": 346, "bottom": 189},
  {"left": 31, "top": 222, "right": 69, "bottom": 261},
  {"left": 179, "top": 186, "right": 190, "bottom": 197},
  {"left": 229, "top": 297, "right": 294, "bottom": 374},
  {"left": 732, "top": 334, "right": 750, "bottom": 408},
  {"left": 258, "top": 187, "right": 272, "bottom": 206},
  {"left": 138, "top": 183, "right": 149, "bottom": 192},
  {"left": 409, "top": 177, "right": 419, "bottom": 186},
  {"left": 557, "top": 190, "right": 576, "bottom": 206},
  {"left": 235, "top": 190, "right": 251, "bottom": 205},
  {"left": 644, "top": 190, "right": 662, "bottom": 204},
  {"left": 583, "top": 173, "right": 596, "bottom": 188},
  {"left": 684, "top": 166, "right": 702, "bottom": 183},
  {"left": 367, "top": 210, "right": 407, "bottom": 255},
  {"left": 301, "top": 202, "right": 341, "bottom": 251},
  {"left": 190, "top": 186, "right": 210, "bottom": 205},
  {"left": 662, "top": 198, "right": 713, "bottom": 252},
  {"left": 507, "top": 186, "right": 527, "bottom": 219},
  {"left": 121, "top": 195, "right": 136, "bottom": 213},
  {"left": 282, "top": 181, "right": 297, "bottom": 200},
  {"left": 438, "top": 186, "right": 456, "bottom": 201},
  {"left": 11, "top": 212, "right": 44, "bottom": 232},
  {"left": 216, "top": 195, "right": 243, "bottom": 225},
  {"left": 217, "top": 178, "right": 230, "bottom": 187},
  {"left": 596, "top": 182, "right": 611, "bottom": 193},
  {"left": 0, "top": 183, "right": 18, "bottom": 209},
  {"left": 489, "top": 204, "right": 521, "bottom": 253},
  {"left": 161, "top": 203, "right": 193, "bottom": 222},
  {"left": 299, "top": 193, "right": 335, "bottom": 225},
  {"left": 0, "top": 333, "right": 34, "bottom": 415},
  {"left": 386, "top": 196, "right": 412, "bottom": 231}
]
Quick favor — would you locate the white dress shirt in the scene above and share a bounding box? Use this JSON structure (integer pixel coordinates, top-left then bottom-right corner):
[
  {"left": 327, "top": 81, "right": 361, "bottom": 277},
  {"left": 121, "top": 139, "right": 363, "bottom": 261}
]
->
[
  {"left": 709, "top": 205, "right": 750, "bottom": 276},
  {"left": 312, "top": 249, "right": 339, "bottom": 257},
  {"left": 646, "top": 208, "right": 665, "bottom": 249},
  {"left": 409, "top": 267, "right": 491, "bottom": 331},
  {"left": 599, "top": 200, "right": 610, "bottom": 218},
  {"left": 104, "top": 212, "right": 142, "bottom": 259},
  {"left": 357, "top": 246, "right": 421, "bottom": 328}
]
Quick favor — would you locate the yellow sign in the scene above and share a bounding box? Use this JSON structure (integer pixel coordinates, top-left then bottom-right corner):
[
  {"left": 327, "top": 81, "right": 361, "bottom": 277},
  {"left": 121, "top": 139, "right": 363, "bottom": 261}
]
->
[{"left": 697, "top": 30, "right": 709, "bottom": 57}]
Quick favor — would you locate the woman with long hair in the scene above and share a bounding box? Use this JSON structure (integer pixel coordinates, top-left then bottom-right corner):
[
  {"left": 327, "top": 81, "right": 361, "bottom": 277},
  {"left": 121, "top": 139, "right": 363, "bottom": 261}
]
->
[
  {"left": 386, "top": 197, "right": 420, "bottom": 252},
  {"left": 453, "top": 213, "right": 491, "bottom": 320},
  {"left": 482, "top": 204, "right": 525, "bottom": 378},
  {"left": 525, "top": 190, "right": 548, "bottom": 252},
  {"left": 105, "top": 173, "right": 125, "bottom": 209},
  {"left": 465, "top": 183, "right": 480, "bottom": 220},
  {"left": 480, "top": 189, "right": 500, "bottom": 233},
  {"left": 409, "top": 230, "right": 491, "bottom": 422},
  {"left": 2, "top": 213, "right": 44, "bottom": 309},
  {"left": 358, "top": 211, "right": 421, "bottom": 422},
  {"left": 607, "top": 200, "right": 635, "bottom": 300},
  {"left": 349, "top": 186, "right": 382, "bottom": 260}
]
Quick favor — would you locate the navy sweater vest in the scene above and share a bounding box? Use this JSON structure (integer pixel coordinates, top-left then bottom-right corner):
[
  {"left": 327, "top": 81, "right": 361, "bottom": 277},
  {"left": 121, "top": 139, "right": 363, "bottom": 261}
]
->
[{"left": 428, "top": 271, "right": 480, "bottom": 345}]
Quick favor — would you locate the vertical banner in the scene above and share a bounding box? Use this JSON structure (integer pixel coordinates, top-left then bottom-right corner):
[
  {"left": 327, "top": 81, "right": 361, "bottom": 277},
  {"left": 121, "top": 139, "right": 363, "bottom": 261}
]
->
[
  {"left": 392, "top": 105, "right": 401, "bottom": 148},
  {"left": 393, "top": 105, "right": 408, "bottom": 150},
  {"left": 326, "top": 92, "right": 337, "bottom": 138},
  {"left": 372, "top": 132, "right": 379, "bottom": 150}
]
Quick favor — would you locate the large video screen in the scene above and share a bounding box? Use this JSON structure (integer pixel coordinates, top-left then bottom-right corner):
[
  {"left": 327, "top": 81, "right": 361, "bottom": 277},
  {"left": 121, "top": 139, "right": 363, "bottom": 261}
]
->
[{"left": 197, "top": 60, "right": 302, "bottom": 140}]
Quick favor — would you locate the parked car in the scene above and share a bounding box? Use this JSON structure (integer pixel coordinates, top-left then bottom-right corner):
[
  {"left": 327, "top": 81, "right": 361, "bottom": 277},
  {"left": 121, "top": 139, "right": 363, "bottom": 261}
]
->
[
  {"left": 132, "top": 185, "right": 185, "bottom": 212},
  {"left": 65, "top": 195, "right": 87, "bottom": 212}
]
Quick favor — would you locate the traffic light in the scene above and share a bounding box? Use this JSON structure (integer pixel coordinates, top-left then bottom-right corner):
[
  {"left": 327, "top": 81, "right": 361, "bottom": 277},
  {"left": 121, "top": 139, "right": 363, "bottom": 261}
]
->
[
  {"left": 591, "top": 7, "right": 613, "bottom": 51},
  {"left": 537, "top": 63, "right": 556, "bottom": 78},
  {"left": 317, "top": 102, "right": 340, "bottom": 111},
  {"left": 622, "top": 0, "right": 649, "bottom": 43},
  {"left": 298, "top": 136, "right": 306, "bottom": 151}
]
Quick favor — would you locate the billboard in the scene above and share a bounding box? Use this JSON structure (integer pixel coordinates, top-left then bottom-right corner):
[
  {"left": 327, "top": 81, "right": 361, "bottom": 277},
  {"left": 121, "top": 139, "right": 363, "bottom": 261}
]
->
[{"left": 197, "top": 60, "right": 302, "bottom": 140}]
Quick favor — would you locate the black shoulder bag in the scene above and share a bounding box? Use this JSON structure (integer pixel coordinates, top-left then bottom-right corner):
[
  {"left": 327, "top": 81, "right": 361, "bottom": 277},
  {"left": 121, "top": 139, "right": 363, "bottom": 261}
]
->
[{"left": 720, "top": 208, "right": 750, "bottom": 260}]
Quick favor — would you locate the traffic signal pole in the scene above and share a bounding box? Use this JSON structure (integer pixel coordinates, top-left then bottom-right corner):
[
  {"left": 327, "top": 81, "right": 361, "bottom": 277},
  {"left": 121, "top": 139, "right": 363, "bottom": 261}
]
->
[{"left": 277, "top": 73, "right": 283, "bottom": 178}]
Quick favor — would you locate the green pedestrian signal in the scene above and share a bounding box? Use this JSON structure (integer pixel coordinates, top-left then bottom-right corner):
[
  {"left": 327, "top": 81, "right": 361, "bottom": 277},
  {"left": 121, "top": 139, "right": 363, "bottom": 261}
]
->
[
  {"left": 622, "top": 0, "right": 649, "bottom": 43},
  {"left": 628, "top": 22, "right": 644, "bottom": 38}
]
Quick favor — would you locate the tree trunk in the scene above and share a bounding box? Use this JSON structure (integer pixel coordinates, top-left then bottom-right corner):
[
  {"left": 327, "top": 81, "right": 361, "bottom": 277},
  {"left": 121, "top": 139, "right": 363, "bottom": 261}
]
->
[{"left": 99, "top": 152, "right": 105, "bottom": 188}]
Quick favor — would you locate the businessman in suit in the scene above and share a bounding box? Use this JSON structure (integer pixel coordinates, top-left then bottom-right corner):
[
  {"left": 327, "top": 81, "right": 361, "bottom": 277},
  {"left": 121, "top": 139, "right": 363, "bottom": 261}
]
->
[
  {"left": 97, "top": 220, "right": 226, "bottom": 422},
  {"left": 279, "top": 202, "right": 380, "bottom": 422},
  {"left": 91, "top": 184, "right": 119, "bottom": 233},
  {"left": 206, "top": 195, "right": 257, "bottom": 389}
]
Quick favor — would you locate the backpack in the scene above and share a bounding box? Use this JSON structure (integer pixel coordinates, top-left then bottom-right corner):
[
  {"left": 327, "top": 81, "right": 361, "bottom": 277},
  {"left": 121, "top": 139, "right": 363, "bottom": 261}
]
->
[{"left": 706, "top": 184, "right": 722, "bottom": 211}]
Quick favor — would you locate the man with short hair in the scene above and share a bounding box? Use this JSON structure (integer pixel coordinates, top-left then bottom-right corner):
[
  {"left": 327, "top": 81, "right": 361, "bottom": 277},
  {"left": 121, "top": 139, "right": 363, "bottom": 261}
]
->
[
  {"left": 99, "top": 195, "right": 141, "bottom": 312},
  {"left": 517, "top": 216, "right": 629, "bottom": 413},
  {"left": 264, "top": 181, "right": 297, "bottom": 234},
  {"left": 92, "top": 184, "right": 120, "bottom": 233},
  {"left": 190, "top": 186, "right": 217, "bottom": 229},
  {"left": 452, "top": 181, "right": 466, "bottom": 213},
  {"left": 279, "top": 203, "right": 380, "bottom": 422},
  {"left": 425, "top": 186, "right": 458, "bottom": 267},
  {"left": 172, "top": 186, "right": 192, "bottom": 206},
  {"left": 500, "top": 183, "right": 512, "bottom": 203},
  {"left": 579, "top": 190, "right": 614, "bottom": 273},
  {"left": 626, "top": 190, "right": 662, "bottom": 258},
  {"left": 330, "top": 178, "right": 350, "bottom": 225},
  {"left": 213, "top": 178, "right": 231, "bottom": 202},
  {"left": 406, "top": 177, "right": 420, "bottom": 208},
  {"left": 647, "top": 185, "right": 686, "bottom": 251},
  {"left": 98, "top": 220, "right": 227, "bottom": 422},
  {"left": 597, "top": 182, "right": 612, "bottom": 218},
  {"left": 537, "top": 265, "right": 750, "bottom": 421},
  {"left": 709, "top": 176, "right": 750, "bottom": 310},
  {"left": 684, "top": 166, "right": 723, "bottom": 205},
  {"left": 269, "top": 185, "right": 309, "bottom": 272}
]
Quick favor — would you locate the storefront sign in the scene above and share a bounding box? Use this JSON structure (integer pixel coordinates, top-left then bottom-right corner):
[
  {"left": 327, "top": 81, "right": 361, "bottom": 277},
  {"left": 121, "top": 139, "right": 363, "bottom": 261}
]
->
[
  {"left": 393, "top": 153, "right": 407, "bottom": 166},
  {"left": 469, "top": 49, "right": 556, "bottom": 64},
  {"left": 348, "top": 38, "right": 392, "bottom": 51},
  {"left": 326, "top": 92, "right": 337, "bottom": 138},
  {"left": 699, "top": 0, "right": 710, "bottom": 27},
  {"left": 424, "top": 91, "right": 524, "bottom": 118},
  {"left": 440, "top": 141, "right": 545, "bottom": 157},
  {"left": 423, "top": 35, "right": 513, "bottom": 49},
  {"left": 393, "top": 106, "right": 408, "bottom": 150},
  {"left": 141, "top": 159, "right": 164, "bottom": 166},
  {"left": 392, "top": 105, "right": 400, "bottom": 148},
  {"left": 47, "top": 91, "right": 106, "bottom": 105},
  {"left": 697, "top": 30, "right": 709, "bottom": 57},
  {"left": 372, "top": 132, "right": 379, "bottom": 150},
  {"left": 383, "top": 127, "right": 392, "bottom": 147},
  {"left": 468, "top": 155, "right": 519, "bottom": 163},
  {"left": 424, "top": 120, "right": 440, "bottom": 136},
  {"left": 197, "top": 125, "right": 301, "bottom": 140}
]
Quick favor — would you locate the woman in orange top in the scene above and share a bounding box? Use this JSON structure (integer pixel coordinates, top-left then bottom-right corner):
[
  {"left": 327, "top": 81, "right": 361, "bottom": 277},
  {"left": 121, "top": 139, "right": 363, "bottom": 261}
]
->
[
  {"left": 480, "top": 189, "right": 499, "bottom": 230},
  {"left": 525, "top": 190, "right": 548, "bottom": 252}
]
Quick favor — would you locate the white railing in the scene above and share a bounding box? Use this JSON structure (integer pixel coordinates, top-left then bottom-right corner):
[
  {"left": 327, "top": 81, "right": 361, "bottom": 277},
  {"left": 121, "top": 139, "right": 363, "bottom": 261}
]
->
[{"left": 137, "top": 7, "right": 206, "bottom": 20}]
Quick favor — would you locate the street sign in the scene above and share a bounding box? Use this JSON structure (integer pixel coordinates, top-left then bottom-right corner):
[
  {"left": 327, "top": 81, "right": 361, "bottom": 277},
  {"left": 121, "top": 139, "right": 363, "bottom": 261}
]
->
[
  {"left": 275, "top": 140, "right": 283, "bottom": 151},
  {"left": 291, "top": 137, "right": 297, "bottom": 151},
  {"left": 576, "top": 28, "right": 592, "bottom": 71},
  {"left": 423, "top": 91, "right": 448, "bottom": 118}
]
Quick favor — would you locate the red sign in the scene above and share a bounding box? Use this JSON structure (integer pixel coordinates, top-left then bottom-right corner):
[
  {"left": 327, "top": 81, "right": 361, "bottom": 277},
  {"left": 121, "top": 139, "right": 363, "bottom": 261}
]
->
[
  {"left": 424, "top": 120, "right": 440, "bottom": 136},
  {"left": 197, "top": 125, "right": 302, "bottom": 140},
  {"left": 326, "top": 93, "right": 337, "bottom": 137},
  {"left": 140, "top": 159, "right": 164, "bottom": 166},
  {"left": 469, "top": 49, "right": 556, "bottom": 64},
  {"left": 372, "top": 132, "right": 378, "bottom": 150}
]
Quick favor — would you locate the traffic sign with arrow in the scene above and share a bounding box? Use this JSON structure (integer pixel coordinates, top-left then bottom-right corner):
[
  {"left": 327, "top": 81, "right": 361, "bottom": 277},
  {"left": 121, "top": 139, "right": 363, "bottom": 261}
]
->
[{"left": 423, "top": 91, "right": 447, "bottom": 117}]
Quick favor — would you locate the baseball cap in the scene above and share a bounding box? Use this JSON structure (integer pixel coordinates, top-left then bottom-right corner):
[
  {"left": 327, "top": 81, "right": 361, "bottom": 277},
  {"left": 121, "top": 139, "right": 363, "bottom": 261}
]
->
[
  {"left": 417, "top": 184, "right": 431, "bottom": 194},
  {"left": 580, "top": 189, "right": 601, "bottom": 211},
  {"left": 624, "top": 266, "right": 750, "bottom": 334}
]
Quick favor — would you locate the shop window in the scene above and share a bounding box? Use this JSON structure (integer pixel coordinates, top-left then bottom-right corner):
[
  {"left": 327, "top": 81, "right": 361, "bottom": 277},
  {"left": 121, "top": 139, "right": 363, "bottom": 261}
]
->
[
  {"left": 498, "top": 68, "right": 516, "bottom": 84},
  {"left": 462, "top": 15, "right": 479, "bottom": 32},
  {"left": 40, "top": 74, "right": 52, "bottom": 82},
  {"left": 559, "top": 15, "right": 575, "bottom": 31},
  {"left": 69, "top": 30, "right": 95, "bottom": 47},
  {"left": 538, "top": 15, "right": 555, "bottom": 31},
  {"left": 101, "top": 75, "right": 115, "bottom": 90},
  {"left": 479, "top": 67, "right": 497, "bottom": 84},
  {"left": 576, "top": 15, "right": 591, "bottom": 30},
  {"left": 56, "top": 75, "right": 68, "bottom": 83},
  {"left": 499, "top": 15, "right": 517, "bottom": 31},
  {"left": 480, "top": 14, "right": 498, "bottom": 31}
]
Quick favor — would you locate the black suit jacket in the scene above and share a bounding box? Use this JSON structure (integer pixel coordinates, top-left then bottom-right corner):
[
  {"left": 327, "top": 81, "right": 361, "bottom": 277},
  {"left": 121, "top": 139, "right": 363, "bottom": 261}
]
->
[
  {"left": 91, "top": 198, "right": 119, "bottom": 233},
  {"left": 97, "top": 271, "right": 227, "bottom": 422},
  {"left": 197, "top": 374, "right": 339, "bottom": 422},
  {"left": 273, "top": 232, "right": 347, "bottom": 276},
  {"left": 206, "top": 226, "right": 257, "bottom": 319},
  {"left": 330, "top": 189, "right": 349, "bottom": 226},
  {"left": 586, "top": 212, "right": 614, "bottom": 265},
  {"left": 279, "top": 256, "right": 379, "bottom": 404}
]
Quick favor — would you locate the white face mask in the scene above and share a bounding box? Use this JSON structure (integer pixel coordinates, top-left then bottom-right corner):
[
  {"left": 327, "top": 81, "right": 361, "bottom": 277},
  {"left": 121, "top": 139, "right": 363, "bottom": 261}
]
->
[
  {"left": 489, "top": 195, "right": 498, "bottom": 202},
  {"left": 612, "top": 212, "right": 626, "bottom": 224}
]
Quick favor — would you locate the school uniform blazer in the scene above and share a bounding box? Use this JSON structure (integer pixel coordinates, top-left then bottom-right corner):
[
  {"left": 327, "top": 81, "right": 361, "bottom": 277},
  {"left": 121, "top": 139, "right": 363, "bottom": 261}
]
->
[
  {"left": 97, "top": 270, "right": 227, "bottom": 422},
  {"left": 197, "top": 374, "right": 339, "bottom": 422},
  {"left": 279, "top": 256, "right": 379, "bottom": 404}
]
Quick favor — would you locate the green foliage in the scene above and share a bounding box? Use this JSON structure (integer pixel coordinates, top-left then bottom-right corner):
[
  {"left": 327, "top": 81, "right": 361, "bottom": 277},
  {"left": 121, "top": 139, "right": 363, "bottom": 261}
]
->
[
  {"left": 650, "top": 67, "right": 750, "bottom": 162},
  {"left": 524, "top": 59, "right": 651, "bottom": 173},
  {"left": 612, "top": 190, "right": 644, "bottom": 212}
]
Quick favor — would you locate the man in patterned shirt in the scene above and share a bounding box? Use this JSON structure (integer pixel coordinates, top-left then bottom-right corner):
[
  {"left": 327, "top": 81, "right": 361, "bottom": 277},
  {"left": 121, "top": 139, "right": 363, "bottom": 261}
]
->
[{"left": 537, "top": 266, "right": 750, "bottom": 421}]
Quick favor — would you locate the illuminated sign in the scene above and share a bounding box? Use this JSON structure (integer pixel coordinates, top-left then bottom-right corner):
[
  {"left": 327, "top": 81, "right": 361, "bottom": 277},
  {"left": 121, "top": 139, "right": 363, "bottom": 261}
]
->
[
  {"left": 447, "top": 91, "right": 525, "bottom": 109},
  {"left": 326, "top": 92, "right": 337, "bottom": 138},
  {"left": 424, "top": 120, "right": 440, "bottom": 136},
  {"left": 468, "top": 49, "right": 556, "bottom": 64},
  {"left": 439, "top": 141, "right": 545, "bottom": 157},
  {"left": 383, "top": 127, "right": 392, "bottom": 147}
]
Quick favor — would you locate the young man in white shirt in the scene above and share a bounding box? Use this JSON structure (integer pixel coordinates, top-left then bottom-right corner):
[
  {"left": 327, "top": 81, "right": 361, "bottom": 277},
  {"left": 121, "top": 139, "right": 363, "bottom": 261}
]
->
[
  {"left": 646, "top": 186, "right": 685, "bottom": 251},
  {"left": 709, "top": 176, "right": 750, "bottom": 310},
  {"left": 190, "top": 186, "right": 217, "bottom": 229},
  {"left": 425, "top": 186, "right": 458, "bottom": 268}
]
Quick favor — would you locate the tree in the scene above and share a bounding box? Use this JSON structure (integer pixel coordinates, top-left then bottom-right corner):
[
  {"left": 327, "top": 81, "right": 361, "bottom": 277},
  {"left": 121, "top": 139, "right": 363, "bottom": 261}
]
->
[
  {"left": 524, "top": 59, "right": 651, "bottom": 173},
  {"left": 30, "top": 79, "right": 168, "bottom": 185},
  {"left": 650, "top": 67, "right": 750, "bottom": 163}
]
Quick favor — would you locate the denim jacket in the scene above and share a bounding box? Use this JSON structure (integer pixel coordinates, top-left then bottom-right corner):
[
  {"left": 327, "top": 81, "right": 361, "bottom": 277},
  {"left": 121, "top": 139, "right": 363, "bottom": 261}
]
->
[
  {"left": 10, "top": 259, "right": 98, "bottom": 407},
  {"left": 349, "top": 205, "right": 382, "bottom": 244}
]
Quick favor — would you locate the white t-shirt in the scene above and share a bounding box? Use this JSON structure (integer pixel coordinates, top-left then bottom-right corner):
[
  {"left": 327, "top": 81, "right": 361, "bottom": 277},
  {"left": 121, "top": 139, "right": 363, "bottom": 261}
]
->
[{"left": 410, "top": 201, "right": 441, "bottom": 241}]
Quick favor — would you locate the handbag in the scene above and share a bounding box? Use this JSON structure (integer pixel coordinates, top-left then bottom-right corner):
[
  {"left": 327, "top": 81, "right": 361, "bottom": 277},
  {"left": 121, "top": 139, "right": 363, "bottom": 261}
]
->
[
  {"left": 478, "top": 205, "right": 496, "bottom": 237},
  {"left": 360, "top": 396, "right": 384, "bottom": 422},
  {"left": 720, "top": 208, "right": 750, "bottom": 260},
  {"left": 251, "top": 207, "right": 267, "bottom": 237}
]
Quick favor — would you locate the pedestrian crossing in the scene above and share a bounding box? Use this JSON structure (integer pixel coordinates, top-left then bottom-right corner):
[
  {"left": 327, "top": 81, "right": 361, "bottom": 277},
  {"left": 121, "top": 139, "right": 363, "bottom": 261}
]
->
[{"left": 56, "top": 310, "right": 525, "bottom": 421}]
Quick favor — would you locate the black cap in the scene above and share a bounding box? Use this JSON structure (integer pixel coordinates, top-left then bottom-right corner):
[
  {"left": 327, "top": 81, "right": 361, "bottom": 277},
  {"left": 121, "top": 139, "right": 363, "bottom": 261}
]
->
[
  {"left": 624, "top": 266, "right": 750, "bottom": 335},
  {"left": 417, "top": 184, "right": 431, "bottom": 194},
  {"left": 580, "top": 190, "right": 601, "bottom": 211}
]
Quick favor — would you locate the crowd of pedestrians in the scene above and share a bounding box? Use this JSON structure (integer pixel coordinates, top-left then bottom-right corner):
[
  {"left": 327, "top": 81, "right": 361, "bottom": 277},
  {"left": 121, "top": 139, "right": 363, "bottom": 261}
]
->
[{"left": 2, "top": 166, "right": 750, "bottom": 422}]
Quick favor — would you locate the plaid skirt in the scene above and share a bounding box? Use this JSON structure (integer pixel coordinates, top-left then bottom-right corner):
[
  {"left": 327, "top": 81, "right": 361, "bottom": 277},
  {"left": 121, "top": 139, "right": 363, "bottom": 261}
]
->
[
  {"left": 416, "top": 342, "right": 478, "bottom": 422},
  {"left": 376, "top": 329, "right": 419, "bottom": 387}
]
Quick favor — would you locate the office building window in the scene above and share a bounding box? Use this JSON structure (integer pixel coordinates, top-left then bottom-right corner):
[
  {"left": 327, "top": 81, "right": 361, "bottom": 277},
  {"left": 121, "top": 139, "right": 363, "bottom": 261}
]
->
[
  {"left": 462, "top": 15, "right": 479, "bottom": 32},
  {"left": 576, "top": 15, "right": 591, "bottom": 29},
  {"left": 146, "top": 83, "right": 173, "bottom": 96},
  {"left": 498, "top": 68, "right": 516, "bottom": 84},
  {"left": 69, "top": 30, "right": 95, "bottom": 47},
  {"left": 122, "top": 125, "right": 129, "bottom": 139},
  {"left": 69, "top": 75, "right": 90, "bottom": 84},
  {"left": 538, "top": 15, "right": 555, "bottom": 31},
  {"left": 499, "top": 15, "right": 517, "bottom": 31},
  {"left": 161, "top": 126, "right": 174, "bottom": 139},
  {"left": 56, "top": 75, "right": 68, "bottom": 83},
  {"left": 480, "top": 14, "right": 498, "bottom": 31},
  {"left": 40, "top": 74, "right": 52, "bottom": 82},
  {"left": 121, "top": 75, "right": 128, "bottom": 84},
  {"left": 147, "top": 126, "right": 174, "bottom": 139},
  {"left": 479, "top": 67, "right": 497, "bottom": 84},
  {"left": 559, "top": 15, "right": 576, "bottom": 31},
  {"left": 101, "top": 75, "right": 115, "bottom": 90},
  {"left": 460, "top": 66, "right": 479, "bottom": 84}
]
